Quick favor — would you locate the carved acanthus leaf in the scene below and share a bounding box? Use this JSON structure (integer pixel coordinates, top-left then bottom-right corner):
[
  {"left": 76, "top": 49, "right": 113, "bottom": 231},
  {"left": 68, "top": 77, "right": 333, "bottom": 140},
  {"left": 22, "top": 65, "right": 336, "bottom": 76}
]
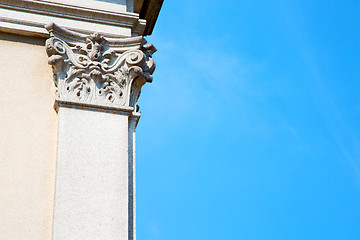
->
[{"left": 45, "top": 23, "right": 156, "bottom": 111}]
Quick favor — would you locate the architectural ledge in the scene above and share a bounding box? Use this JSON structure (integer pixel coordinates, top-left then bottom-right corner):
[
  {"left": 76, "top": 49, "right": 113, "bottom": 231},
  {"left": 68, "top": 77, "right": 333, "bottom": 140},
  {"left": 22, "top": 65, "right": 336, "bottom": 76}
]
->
[
  {"left": 46, "top": 23, "right": 156, "bottom": 112},
  {"left": 134, "top": 0, "right": 164, "bottom": 35},
  {"left": 0, "top": 0, "right": 146, "bottom": 38}
]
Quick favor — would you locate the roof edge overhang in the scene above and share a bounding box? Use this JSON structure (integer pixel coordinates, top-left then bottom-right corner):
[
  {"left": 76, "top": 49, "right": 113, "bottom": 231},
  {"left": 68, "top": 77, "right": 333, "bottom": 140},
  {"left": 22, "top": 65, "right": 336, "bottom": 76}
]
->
[{"left": 135, "top": 0, "right": 164, "bottom": 36}]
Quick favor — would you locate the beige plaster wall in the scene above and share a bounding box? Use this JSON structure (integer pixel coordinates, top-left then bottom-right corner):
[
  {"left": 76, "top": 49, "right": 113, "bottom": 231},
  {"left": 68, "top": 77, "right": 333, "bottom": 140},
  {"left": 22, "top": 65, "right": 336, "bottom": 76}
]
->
[{"left": 0, "top": 33, "right": 57, "bottom": 240}]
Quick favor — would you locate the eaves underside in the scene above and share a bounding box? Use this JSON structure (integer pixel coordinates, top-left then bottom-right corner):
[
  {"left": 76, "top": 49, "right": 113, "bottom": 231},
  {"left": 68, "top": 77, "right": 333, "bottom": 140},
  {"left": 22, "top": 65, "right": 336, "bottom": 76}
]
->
[{"left": 134, "top": 0, "right": 164, "bottom": 35}]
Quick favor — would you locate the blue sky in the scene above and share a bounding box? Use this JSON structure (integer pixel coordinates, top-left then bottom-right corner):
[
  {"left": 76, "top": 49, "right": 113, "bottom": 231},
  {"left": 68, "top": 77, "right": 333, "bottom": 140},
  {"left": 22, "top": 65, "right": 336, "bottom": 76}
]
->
[{"left": 136, "top": 1, "right": 360, "bottom": 239}]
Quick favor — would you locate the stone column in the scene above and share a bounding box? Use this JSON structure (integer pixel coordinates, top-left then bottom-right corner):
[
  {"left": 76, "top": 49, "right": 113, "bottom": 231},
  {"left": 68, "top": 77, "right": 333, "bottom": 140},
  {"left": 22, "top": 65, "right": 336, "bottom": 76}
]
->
[{"left": 45, "top": 23, "right": 156, "bottom": 240}]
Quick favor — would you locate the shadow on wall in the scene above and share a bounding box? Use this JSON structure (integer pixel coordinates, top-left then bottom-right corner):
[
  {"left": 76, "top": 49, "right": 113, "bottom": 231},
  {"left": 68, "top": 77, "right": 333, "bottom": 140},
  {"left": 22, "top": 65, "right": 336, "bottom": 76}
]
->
[{"left": 0, "top": 32, "right": 45, "bottom": 46}]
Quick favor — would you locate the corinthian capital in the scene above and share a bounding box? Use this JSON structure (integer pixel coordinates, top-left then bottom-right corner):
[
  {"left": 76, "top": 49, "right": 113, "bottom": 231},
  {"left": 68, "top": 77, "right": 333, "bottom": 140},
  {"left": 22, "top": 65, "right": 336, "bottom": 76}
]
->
[{"left": 45, "top": 23, "right": 156, "bottom": 111}]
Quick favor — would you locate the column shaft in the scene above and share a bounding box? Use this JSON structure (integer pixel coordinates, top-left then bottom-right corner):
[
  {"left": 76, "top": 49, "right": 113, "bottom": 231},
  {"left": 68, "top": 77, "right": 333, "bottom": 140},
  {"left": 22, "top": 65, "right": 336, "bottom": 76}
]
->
[{"left": 53, "top": 105, "right": 130, "bottom": 240}]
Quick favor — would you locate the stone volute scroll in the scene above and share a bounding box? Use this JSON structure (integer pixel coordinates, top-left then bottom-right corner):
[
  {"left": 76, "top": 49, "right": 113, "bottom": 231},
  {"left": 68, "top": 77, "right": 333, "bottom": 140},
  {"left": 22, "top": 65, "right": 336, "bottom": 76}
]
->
[{"left": 45, "top": 23, "right": 156, "bottom": 112}]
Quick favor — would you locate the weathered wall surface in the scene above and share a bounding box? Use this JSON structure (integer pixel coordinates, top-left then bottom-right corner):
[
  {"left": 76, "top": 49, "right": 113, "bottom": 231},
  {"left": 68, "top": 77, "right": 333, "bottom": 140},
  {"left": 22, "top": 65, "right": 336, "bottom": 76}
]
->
[{"left": 0, "top": 33, "right": 57, "bottom": 240}]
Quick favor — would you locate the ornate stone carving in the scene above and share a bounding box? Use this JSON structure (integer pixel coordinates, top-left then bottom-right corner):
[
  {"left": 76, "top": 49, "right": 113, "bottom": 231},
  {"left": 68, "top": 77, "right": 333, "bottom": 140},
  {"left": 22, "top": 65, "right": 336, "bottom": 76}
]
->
[{"left": 45, "top": 23, "right": 156, "bottom": 111}]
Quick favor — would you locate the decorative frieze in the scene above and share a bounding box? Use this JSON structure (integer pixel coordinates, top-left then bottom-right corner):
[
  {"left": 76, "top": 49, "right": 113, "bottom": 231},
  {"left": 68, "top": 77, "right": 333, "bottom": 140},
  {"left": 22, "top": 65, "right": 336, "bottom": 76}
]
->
[{"left": 45, "top": 23, "right": 156, "bottom": 111}]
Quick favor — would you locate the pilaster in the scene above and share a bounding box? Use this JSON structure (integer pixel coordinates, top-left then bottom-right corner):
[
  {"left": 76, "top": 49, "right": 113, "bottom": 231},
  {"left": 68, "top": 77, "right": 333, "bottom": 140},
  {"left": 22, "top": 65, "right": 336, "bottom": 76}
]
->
[{"left": 45, "top": 23, "right": 155, "bottom": 239}]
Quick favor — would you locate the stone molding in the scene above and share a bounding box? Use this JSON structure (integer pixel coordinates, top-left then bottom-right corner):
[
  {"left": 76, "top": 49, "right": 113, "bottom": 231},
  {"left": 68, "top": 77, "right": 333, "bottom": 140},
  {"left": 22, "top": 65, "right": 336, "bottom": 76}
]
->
[
  {"left": 46, "top": 23, "right": 156, "bottom": 112},
  {"left": 0, "top": 0, "right": 146, "bottom": 37}
]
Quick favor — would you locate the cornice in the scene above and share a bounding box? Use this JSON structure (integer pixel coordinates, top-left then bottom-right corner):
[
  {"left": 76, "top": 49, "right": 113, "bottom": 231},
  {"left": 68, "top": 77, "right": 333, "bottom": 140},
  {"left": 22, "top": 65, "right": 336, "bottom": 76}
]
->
[
  {"left": 0, "top": 0, "right": 146, "bottom": 38},
  {"left": 46, "top": 23, "right": 156, "bottom": 113},
  {"left": 134, "top": 0, "right": 164, "bottom": 35}
]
